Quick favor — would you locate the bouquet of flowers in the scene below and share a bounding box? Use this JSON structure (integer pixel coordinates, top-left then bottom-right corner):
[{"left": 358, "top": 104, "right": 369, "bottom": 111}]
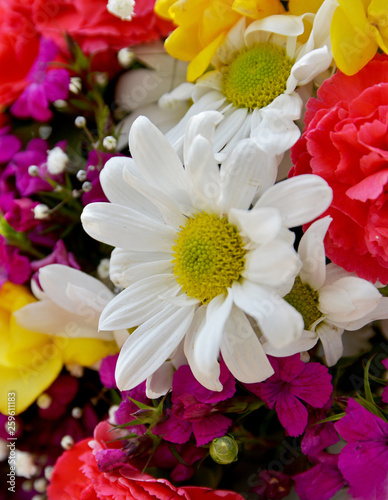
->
[{"left": 2, "top": 0, "right": 388, "bottom": 499}]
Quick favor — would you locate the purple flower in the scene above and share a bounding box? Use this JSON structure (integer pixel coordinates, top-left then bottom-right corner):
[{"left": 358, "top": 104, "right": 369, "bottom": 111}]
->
[
  {"left": 10, "top": 38, "right": 69, "bottom": 122},
  {"left": 0, "top": 236, "right": 31, "bottom": 288},
  {"left": 99, "top": 354, "right": 119, "bottom": 389},
  {"left": 4, "top": 198, "right": 40, "bottom": 232},
  {"left": 0, "top": 127, "right": 21, "bottom": 164},
  {"left": 334, "top": 398, "right": 388, "bottom": 500},
  {"left": 82, "top": 151, "right": 123, "bottom": 206},
  {"left": 245, "top": 356, "right": 332, "bottom": 437},
  {"left": 294, "top": 453, "right": 345, "bottom": 500},
  {"left": 153, "top": 362, "right": 235, "bottom": 446}
]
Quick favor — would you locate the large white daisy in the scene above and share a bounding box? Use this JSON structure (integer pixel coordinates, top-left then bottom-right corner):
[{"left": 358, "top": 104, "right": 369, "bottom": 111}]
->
[
  {"left": 81, "top": 111, "right": 332, "bottom": 392},
  {"left": 264, "top": 217, "right": 388, "bottom": 366},
  {"left": 162, "top": 1, "right": 337, "bottom": 161}
]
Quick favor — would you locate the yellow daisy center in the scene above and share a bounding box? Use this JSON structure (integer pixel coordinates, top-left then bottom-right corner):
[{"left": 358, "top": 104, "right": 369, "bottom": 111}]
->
[
  {"left": 171, "top": 212, "right": 246, "bottom": 303},
  {"left": 222, "top": 43, "right": 294, "bottom": 109},
  {"left": 284, "top": 277, "right": 322, "bottom": 330}
]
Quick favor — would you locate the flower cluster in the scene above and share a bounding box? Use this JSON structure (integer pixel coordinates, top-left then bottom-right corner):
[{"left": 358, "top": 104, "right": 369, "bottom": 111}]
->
[{"left": 1, "top": 1, "right": 388, "bottom": 499}]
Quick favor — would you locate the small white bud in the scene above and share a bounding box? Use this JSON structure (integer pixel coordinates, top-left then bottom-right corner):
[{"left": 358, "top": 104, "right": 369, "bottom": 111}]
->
[
  {"left": 36, "top": 394, "right": 52, "bottom": 410},
  {"left": 71, "top": 407, "right": 83, "bottom": 419},
  {"left": 47, "top": 147, "right": 69, "bottom": 175},
  {"left": 53, "top": 99, "right": 67, "bottom": 109},
  {"left": 76, "top": 170, "right": 87, "bottom": 182},
  {"left": 118, "top": 47, "right": 135, "bottom": 68},
  {"left": 75, "top": 116, "right": 86, "bottom": 128},
  {"left": 65, "top": 363, "right": 84, "bottom": 378},
  {"left": 39, "top": 125, "right": 52, "bottom": 140},
  {"left": 44, "top": 466, "right": 54, "bottom": 481},
  {"left": 15, "top": 450, "right": 39, "bottom": 478},
  {"left": 31, "top": 495, "right": 45, "bottom": 500},
  {"left": 82, "top": 181, "right": 93, "bottom": 192},
  {"left": 61, "top": 435, "right": 74, "bottom": 450},
  {"left": 34, "top": 478, "right": 47, "bottom": 493},
  {"left": 28, "top": 165, "right": 40, "bottom": 177},
  {"left": 94, "top": 72, "right": 108, "bottom": 86},
  {"left": 103, "top": 135, "right": 117, "bottom": 151},
  {"left": 107, "top": 0, "right": 135, "bottom": 20},
  {"left": 33, "top": 204, "right": 50, "bottom": 220},
  {"left": 69, "top": 76, "right": 82, "bottom": 94},
  {"left": 97, "top": 258, "right": 110, "bottom": 279},
  {"left": 72, "top": 189, "right": 81, "bottom": 198},
  {"left": 88, "top": 165, "right": 96, "bottom": 171}
]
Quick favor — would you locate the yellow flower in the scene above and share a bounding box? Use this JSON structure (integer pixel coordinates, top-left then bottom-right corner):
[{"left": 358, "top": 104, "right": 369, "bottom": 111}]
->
[
  {"left": 155, "top": 0, "right": 325, "bottom": 82},
  {"left": 0, "top": 282, "right": 117, "bottom": 415},
  {"left": 331, "top": 0, "right": 388, "bottom": 75}
]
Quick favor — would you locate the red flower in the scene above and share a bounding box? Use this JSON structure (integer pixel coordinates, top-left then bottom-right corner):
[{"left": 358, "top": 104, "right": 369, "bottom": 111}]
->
[
  {"left": 32, "top": 0, "right": 172, "bottom": 56},
  {"left": 47, "top": 431, "right": 244, "bottom": 500},
  {"left": 290, "top": 54, "right": 388, "bottom": 284},
  {"left": 0, "top": 2, "right": 40, "bottom": 108}
]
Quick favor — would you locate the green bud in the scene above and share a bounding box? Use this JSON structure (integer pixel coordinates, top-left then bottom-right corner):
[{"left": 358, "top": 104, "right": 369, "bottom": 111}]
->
[{"left": 209, "top": 435, "right": 238, "bottom": 465}]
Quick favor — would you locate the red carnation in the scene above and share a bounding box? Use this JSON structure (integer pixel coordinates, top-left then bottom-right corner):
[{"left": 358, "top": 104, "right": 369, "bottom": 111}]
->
[{"left": 290, "top": 54, "right": 388, "bottom": 284}]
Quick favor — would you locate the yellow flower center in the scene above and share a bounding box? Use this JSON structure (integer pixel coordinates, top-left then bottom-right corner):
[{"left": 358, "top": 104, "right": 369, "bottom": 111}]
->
[
  {"left": 172, "top": 212, "right": 246, "bottom": 303},
  {"left": 284, "top": 277, "right": 322, "bottom": 330},
  {"left": 222, "top": 43, "right": 294, "bottom": 109}
]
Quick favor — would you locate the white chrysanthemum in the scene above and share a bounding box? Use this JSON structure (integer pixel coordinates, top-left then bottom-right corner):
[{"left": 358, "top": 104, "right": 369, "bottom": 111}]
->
[
  {"left": 264, "top": 217, "right": 388, "bottom": 366},
  {"left": 162, "top": 2, "right": 336, "bottom": 161},
  {"left": 81, "top": 111, "right": 333, "bottom": 392},
  {"left": 15, "top": 264, "right": 128, "bottom": 348}
]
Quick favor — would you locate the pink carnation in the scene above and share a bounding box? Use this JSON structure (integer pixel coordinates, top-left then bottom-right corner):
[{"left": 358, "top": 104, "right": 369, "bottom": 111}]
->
[{"left": 290, "top": 54, "right": 388, "bottom": 284}]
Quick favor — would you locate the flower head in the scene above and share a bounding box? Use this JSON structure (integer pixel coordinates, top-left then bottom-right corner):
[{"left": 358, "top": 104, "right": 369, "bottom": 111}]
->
[{"left": 81, "top": 111, "right": 332, "bottom": 392}]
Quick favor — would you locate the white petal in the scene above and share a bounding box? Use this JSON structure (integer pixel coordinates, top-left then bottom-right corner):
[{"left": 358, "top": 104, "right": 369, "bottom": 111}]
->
[
  {"left": 211, "top": 107, "right": 249, "bottom": 154},
  {"left": 319, "top": 277, "right": 381, "bottom": 323},
  {"left": 228, "top": 207, "right": 282, "bottom": 246},
  {"left": 298, "top": 217, "right": 331, "bottom": 290},
  {"left": 263, "top": 330, "right": 318, "bottom": 356},
  {"left": 243, "top": 240, "right": 301, "bottom": 287},
  {"left": 219, "top": 139, "right": 271, "bottom": 213},
  {"left": 99, "top": 274, "right": 179, "bottom": 330},
  {"left": 317, "top": 322, "right": 344, "bottom": 367},
  {"left": 39, "top": 264, "right": 113, "bottom": 315},
  {"left": 190, "top": 293, "right": 234, "bottom": 391},
  {"left": 116, "top": 304, "right": 195, "bottom": 390},
  {"left": 129, "top": 116, "right": 190, "bottom": 206},
  {"left": 81, "top": 203, "right": 176, "bottom": 251},
  {"left": 245, "top": 15, "right": 305, "bottom": 47},
  {"left": 146, "top": 361, "right": 175, "bottom": 398},
  {"left": 232, "top": 280, "right": 304, "bottom": 347},
  {"left": 183, "top": 110, "right": 223, "bottom": 164},
  {"left": 287, "top": 46, "right": 332, "bottom": 92},
  {"left": 185, "top": 134, "right": 221, "bottom": 212},
  {"left": 254, "top": 174, "right": 333, "bottom": 228},
  {"left": 340, "top": 297, "right": 388, "bottom": 331},
  {"left": 221, "top": 306, "right": 274, "bottom": 383}
]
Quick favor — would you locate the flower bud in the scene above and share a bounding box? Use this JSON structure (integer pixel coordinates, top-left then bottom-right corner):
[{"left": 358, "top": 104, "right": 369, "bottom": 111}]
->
[
  {"left": 47, "top": 147, "right": 69, "bottom": 175},
  {"left": 118, "top": 47, "right": 135, "bottom": 68},
  {"left": 107, "top": 0, "right": 135, "bottom": 20},
  {"left": 28, "top": 165, "right": 40, "bottom": 177},
  {"left": 209, "top": 435, "right": 238, "bottom": 464},
  {"left": 75, "top": 116, "right": 86, "bottom": 128},
  {"left": 69, "top": 76, "right": 82, "bottom": 94},
  {"left": 33, "top": 204, "right": 50, "bottom": 220},
  {"left": 82, "top": 181, "right": 93, "bottom": 192},
  {"left": 103, "top": 135, "right": 117, "bottom": 151},
  {"left": 76, "top": 169, "right": 87, "bottom": 182},
  {"left": 60, "top": 435, "right": 74, "bottom": 450}
]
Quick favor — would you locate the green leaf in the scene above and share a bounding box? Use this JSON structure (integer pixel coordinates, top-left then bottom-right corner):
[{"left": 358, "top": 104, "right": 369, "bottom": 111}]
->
[
  {"left": 96, "top": 104, "right": 110, "bottom": 139},
  {"left": 356, "top": 395, "right": 388, "bottom": 422},
  {"left": 364, "top": 356, "right": 375, "bottom": 404},
  {"left": 69, "top": 99, "right": 94, "bottom": 111},
  {"left": 312, "top": 413, "right": 346, "bottom": 425}
]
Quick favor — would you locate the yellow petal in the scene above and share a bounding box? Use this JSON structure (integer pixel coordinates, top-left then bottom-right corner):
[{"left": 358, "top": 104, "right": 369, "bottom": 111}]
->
[
  {"left": 165, "top": 25, "right": 203, "bottom": 60},
  {"left": 368, "top": 0, "right": 388, "bottom": 42},
  {"left": 169, "top": 0, "right": 209, "bottom": 25},
  {"left": 0, "top": 357, "right": 62, "bottom": 415},
  {"left": 62, "top": 338, "right": 117, "bottom": 367},
  {"left": 154, "top": 0, "right": 176, "bottom": 20},
  {"left": 337, "top": 0, "right": 368, "bottom": 28},
  {"left": 288, "top": 0, "right": 323, "bottom": 15},
  {"left": 331, "top": 6, "right": 377, "bottom": 75},
  {"left": 200, "top": 3, "right": 240, "bottom": 46},
  {"left": 187, "top": 32, "right": 226, "bottom": 81},
  {"left": 232, "top": 0, "right": 285, "bottom": 19}
]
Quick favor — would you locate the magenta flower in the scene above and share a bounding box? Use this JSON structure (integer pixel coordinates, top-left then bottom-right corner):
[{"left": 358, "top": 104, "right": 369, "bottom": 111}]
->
[
  {"left": 153, "top": 362, "right": 235, "bottom": 446},
  {"left": 82, "top": 151, "right": 123, "bottom": 206},
  {"left": 10, "top": 38, "right": 69, "bottom": 122},
  {"left": 31, "top": 240, "right": 80, "bottom": 283},
  {"left": 293, "top": 453, "right": 345, "bottom": 500},
  {"left": 0, "top": 127, "right": 21, "bottom": 164},
  {"left": 334, "top": 398, "right": 388, "bottom": 500},
  {"left": 0, "top": 236, "right": 31, "bottom": 288},
  {"left": 245, "top": 355, "right": 332, "bottom": 437},
  {"left": 301, "top": 406, "right": 339, "bottom": 458}
]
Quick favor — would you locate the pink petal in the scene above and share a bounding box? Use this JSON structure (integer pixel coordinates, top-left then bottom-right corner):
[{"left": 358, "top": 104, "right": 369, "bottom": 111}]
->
[
  {"left": 276, "top": 391, "right": 308, "bottom": 437},
  {"left": 192, "top": 414, "right": 232, "bottom": 446}
]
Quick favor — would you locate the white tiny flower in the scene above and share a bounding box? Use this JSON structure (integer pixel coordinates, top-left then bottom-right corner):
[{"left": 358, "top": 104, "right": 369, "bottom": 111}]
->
[
  {"left": 28, "top": 165, "right": 40, "bottom": 177},
  {"left": 53, "top": 99, "right": 67, "bottom": 109},
  {"left": 103, "top": 136, "right": 117, "bottom": 151},
  {"left": 97, "top": 258, "right": 111, "bottom": 279},
  {"left": 60, "top": 435, "right": 74, "bottom": 450},
  {"left": 33, "top": 204, "right": 50, "bottom": 220},
  {"left": 47, "top": 147, "right": 69, "bottom": 175},
  {"left": 118, "top": 47, "right": 135, "bottom": 68},
  {"left": 82, "top": 181, "right": 93, "bottom": 192},
  {"left": 39, "top": 125, "right": 52, "bottom": 140},
  {"left": 36, "top": 394, "right": 52, "bottom": 410},
  {"left": 75, "top": 116, "right": 86, "bottom": 128},
  {"left": 15, "top": 450, "right": 39, "bottom": 478},
  {"left": 107, "top": 0, "right": 135, "bottom": 20},
  {"left": 69, "top": 76, "right": 82, "bottom": 94},
  {"left": 33, "top": 478, "right": 47, "bottom": 493},
  {"left": 76, "top": 169, "right": 87, "bottom": 182}
]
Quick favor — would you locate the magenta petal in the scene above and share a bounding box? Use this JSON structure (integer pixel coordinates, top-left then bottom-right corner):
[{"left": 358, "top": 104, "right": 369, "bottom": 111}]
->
[
  {"left": 294, "top": 463, "right": 345, "bottom": 500},
  {"left": 244, "top": 380, "right": 282, "bottom": 409},
  {"left": 276, "top": 391, "right": 308, "bottom": 437},
  {"left": 302, "top": 420, "right": 339, "bottom": 458},
  {"left": 153, "top": 414, "right": 193, "bottom": 444},
  {"left": 99, "top": 354, "right": 119, "bottom": 389},
  {"left": 0, "top": 134, "right": 21, "bottom": 163},
  {"left": 273, "top": 355, "right": 304, "bottom": 382},
  {"left": 192, "top": 413, "right": 232, "bottom": 446},
  {"left": 335, "top": 399, "right": 388, "bottom": 442},
  {"left": 289, "top": 363, "right": 332, "bottom": 408},
  {"left": 43, "top": 69, "right": 70, "bottom": 101},
  {"left": 338, "top": 441, "right": 388, "bottom": 500}
]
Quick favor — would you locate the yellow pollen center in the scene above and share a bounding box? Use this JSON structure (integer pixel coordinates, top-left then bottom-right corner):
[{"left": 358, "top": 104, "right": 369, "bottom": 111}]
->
[
  {"left": 171, "top": 212, "right": 246, "bottom": 303},
  {"left": 222, "top": 43, "right": 294, "bottom": 110}
]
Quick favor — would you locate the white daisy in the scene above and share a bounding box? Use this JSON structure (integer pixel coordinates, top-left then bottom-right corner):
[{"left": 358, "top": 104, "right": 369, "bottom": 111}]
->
[
  {"left": 81, "top": 111, "right": 332, "bottom": 392},
  {"left": 162, "top": 1, "right": 337, "bottom": 161},
  {"left": 264, "top": 217, "right": 388, "bottom": 366},
  {"left": 15, "top": 264, "right": 128, "bottom": 348}
]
